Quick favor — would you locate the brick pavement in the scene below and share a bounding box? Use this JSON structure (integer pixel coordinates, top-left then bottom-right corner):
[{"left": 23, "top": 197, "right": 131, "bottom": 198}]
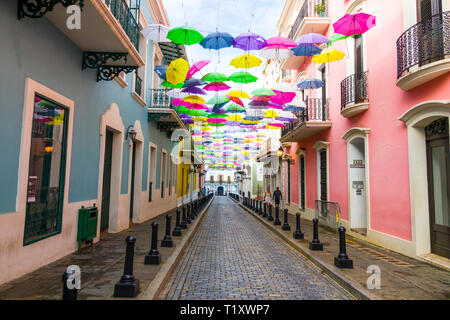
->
[{"left": 160, "top": 196, "right": 354, "bottom": 300}]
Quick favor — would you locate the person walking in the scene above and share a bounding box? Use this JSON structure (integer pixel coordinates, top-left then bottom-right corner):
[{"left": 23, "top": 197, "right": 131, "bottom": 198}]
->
[
  {"left": 273, "top": 187, "right": 282, "bottom": 208},
  {"left": 265, "top": 186, "right": 271, "bottom": 211}
]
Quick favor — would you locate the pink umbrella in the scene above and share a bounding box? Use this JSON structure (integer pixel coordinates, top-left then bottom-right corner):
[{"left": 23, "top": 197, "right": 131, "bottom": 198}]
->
[
  {"left": 171, "top": 98, "right": 191, "bottom": 107},
  {"left": 186, "top": 60, "right": 210, "bottom": 79},
  {"left": 333, "top": 13, "right": 376, "bottom": 36},
  {"left": 266, "top": 36, "right": 297, "bottom": 48},
  {"left": 204, "top": 82, "right": 231, "bottom": 91},
  {"left": 251, "top": 95, "right": 272, "bottom": 102},
  {"left": 186, "top": 103, "right": 209, "bottom": 110},
  {"left": 209, "top": 118, "right": 227, "bottom": 124},
  {"left": 271, "top": 90, "right": 296, "bottom": 105}
]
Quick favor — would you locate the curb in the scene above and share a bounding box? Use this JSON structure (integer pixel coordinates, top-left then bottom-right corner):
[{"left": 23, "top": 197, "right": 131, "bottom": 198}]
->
[
  {"left": 229, "top": 196, "right": 380, "bottom": 301},
  {"left": 140, "top": 196, "right": 215, "bottom": 300}
]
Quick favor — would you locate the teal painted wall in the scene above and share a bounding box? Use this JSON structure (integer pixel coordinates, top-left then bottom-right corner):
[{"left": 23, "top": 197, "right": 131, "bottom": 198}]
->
[{"left": 0, "top": 1, "right": 175, "bottom": 213}]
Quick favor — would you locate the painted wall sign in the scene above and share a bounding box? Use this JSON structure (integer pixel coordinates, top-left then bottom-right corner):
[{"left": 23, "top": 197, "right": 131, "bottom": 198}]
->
[
  {"left": 27, "top": 176, "right": 37, "bottom": 203},
  {"left": 353, "top": 181, "right": 364, "bottom": 189},
  {"left": 350, "top": 160, "right": 365, "bottom": 168}
]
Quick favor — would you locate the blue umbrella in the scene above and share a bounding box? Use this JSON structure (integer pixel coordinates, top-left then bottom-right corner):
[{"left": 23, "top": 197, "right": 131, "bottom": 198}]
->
[
  {"left": 200, "top": 32, "right": 234, "bottom": 50},
  {"left": 183, "top": 78, "right": 207, "bottom": 87},
  {"left": 212, "top": 101, "right": 230, "bottom": 112},
  {"left": 284, "top": 105, "right": 305, "bottom": 112},
  {"left": 297, "top": 78, "right": 325, "bottom": 89},
  {"left": 154, "top": 65, "right": 167, "bottom": 81},
  {"left": 243, "top": 115, "right": 263, "bottom": 121},
  {"left": 291, "top": 44, "right": 322, "bottom": 56}
]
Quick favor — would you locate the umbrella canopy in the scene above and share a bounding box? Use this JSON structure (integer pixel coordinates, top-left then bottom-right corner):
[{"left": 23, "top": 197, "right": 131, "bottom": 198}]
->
[
  {"left": 259, "top": 47, "right": 293, "bottom": 60},
  {"left": 167, "top": 26, "right": 204, "bottom": 45},
  {"left": 291, "top": 43, "right": 322, "bottom": 56},
  {"left": 183, "top": 95, "right": 206, "bottom": 104},
  {"left": 284, "top": 104, "right": 305, "bottom": 112},
  {"left": 202, "top": 72, "right": 228, "bottom": 82},
  {"left": 271, "top": 90, "right": 296, "bottom": 105},
  {"left": 226, "top": 103, "right": 246, "bottom": 112},
  {"left": 181, "top": 86, "right": 207, "bottom": 95},
  {"left": 154, "top": 65, "right": 167, "bottom": 81},
  {"left": 251, "top": 95, "right": 271, "bottom": 101},
  {"left": 312, "top": 48, "right": 345, "bottom": 63},
  {"left": 161, "top": 81, "right": 184, "bottom": 88},
  {"left": 328, "top": 33, "right": 350, "bottom": 44},
  {"left": 252, "top": 88, "right": 276, "bottom": 96},
  {"left": 141, "top": 24, "right": 170, "bottom": 42},
  {"left": 333, "top": 13, "right": 376, "bottom": 36},
  {"left": 207, "top": 96, "right": 230, "bottom": 105},
  {"left": 264, "top": 110, "right": 278, "bottom": 118},
  {"left": 228, "top": 72, "right": 258, "bottom": 84},
  {"left": 186, "top": 103, "right": 208, "bottom": 110},
  {"left": 171, "top": 98, "right": 191, "bottom": 107},
  {"left": 266, "top": 36, "right": 297, "bottom": 48},
  {"left": 166, "top": 88, "right": 188, "bottom": 98},
  {"left": 212, "top": 102, "right": 230, "bottom": 112},
  {"left": 297, "top": 33, "right": 329, "bottom": 44},
  {"left": 204, "top": 82, "right": 230, "bottom": 91},
  {"left": 166, "top": 58, "right": 189, "bottom": 85},
  {"left": 227, "top": 90, "right": 250, "bottom": 99},
  {"left": 186, "top": 60, "right": 210, "bottom": 79},
  {"left": 297, "top": 78, "right": 325, "bottom": 89},
  {"left": 227, "top": 96, "right": 244, "bottom": 107},
  {"left": 230, "top": 54, "right": 262, "bottom": 69},
  {"left": 183, "top": 78, "right": 207, "bottom": 87},
  {"left": 231, "top": 32, "right": 268, "bottom": 50},
  {"left": 200, "top": 31, "right": 234, "bottom": 49}
]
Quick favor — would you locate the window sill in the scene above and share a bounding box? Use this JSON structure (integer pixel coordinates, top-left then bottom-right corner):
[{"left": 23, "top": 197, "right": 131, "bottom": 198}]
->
[
  {"left": 132, "top": 92, "right": 147, "bottom": 107},
  {"left": 115, "top": 76, "right": 128, "bottom": 88}
]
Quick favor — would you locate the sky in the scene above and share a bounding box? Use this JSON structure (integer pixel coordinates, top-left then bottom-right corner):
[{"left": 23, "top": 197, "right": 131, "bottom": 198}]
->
[{"left": 161, "top": 0, "right": 286, "bottom": 93}]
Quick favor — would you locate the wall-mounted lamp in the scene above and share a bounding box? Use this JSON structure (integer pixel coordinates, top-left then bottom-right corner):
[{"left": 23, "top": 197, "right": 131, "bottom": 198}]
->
[
  {"left": 277, "top": 146, "right": 284, "bottom": 158},
  {"left": 126, "top": 125, "right": 137, "bottom": 141}
]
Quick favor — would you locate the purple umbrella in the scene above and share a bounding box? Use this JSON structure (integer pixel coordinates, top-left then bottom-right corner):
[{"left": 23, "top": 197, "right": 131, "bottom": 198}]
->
[
  {"left": 297, "top": 33, "right": 329, "bottom": 45},
  {"left": 249, "top": 100, "right": 271, "bottom": 106},
  {"left": 184, "top": 78, "right": 207, "bottom": 87},
  {"left": 181, "top": 86, "right": 207, "bottom": 95},
  {"left": 231, "top": 32, "right": 268, "bottom": 51}
]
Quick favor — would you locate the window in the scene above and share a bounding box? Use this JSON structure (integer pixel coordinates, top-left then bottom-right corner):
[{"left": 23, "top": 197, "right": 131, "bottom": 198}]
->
[
  {"left": 161, "top": 151, "right": 167, "bottom": 198},
  {"left": 319, "top": 149, "right": 328, "bottom": 202},
  {"left": 134, "top": 27, "right": 147, "bottom": 99},
  {"left": 24, "top": 95, "right": 69, "bottom": 245},
  {"left": 299, "top": 155, "right": 305, "bottom": 210}
]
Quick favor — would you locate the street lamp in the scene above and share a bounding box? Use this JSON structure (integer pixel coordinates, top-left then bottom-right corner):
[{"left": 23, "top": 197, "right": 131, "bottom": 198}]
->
[{"left": 277, "top": 146, "right": 284, "bottom": 158}]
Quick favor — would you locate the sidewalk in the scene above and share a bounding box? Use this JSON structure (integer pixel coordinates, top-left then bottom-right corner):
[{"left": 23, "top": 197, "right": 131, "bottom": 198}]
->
[
  {"left": 232, "top": 196, "right": 450, "bottom": 300},
  {"left": 0, "top": 198, "right": 212, "bottom": 300}
]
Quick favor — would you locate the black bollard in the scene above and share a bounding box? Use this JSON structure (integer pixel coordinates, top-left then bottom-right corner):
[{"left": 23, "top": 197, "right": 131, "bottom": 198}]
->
[
  {"left": 62, "top": 267, "right": 79, "bottom": 300},
  {"left": 161, "top": 215, "right": 173, "bottom": 247},
  {"left": 334, "top": 226, "right": 353, "bottom": 268},
  {"left": 274, "top": 206, "right": 281, "bottom": 225},
  {"left": 180, "top": 206, "right": 187, "bottom": 229},
  {"left": 282, "top": 208, "right": 291, "bottom": 231},
  {"left": 145, "top": 222, "right": 161, "bottom": 265},
  {"left": 309, "top": 218, "right": 323, "bottom": 251},
  {"left": 114, "top": 235, "right": 139, "bottom": 297},
  {"left": 186, "top": 203, "right": 192, "bottom": 224},
  {"left": 190, "top": 203, "right": 196, "bottom": 221},
  {"left": 293, "top": 213, "right": 304, "bottom": 239},
  {"left": 268, "top": 204, "right": 274, "bottom": 221},
  {"left": 172, "top": 209, "right": 182, "bottom": 236},
  {"left": 263, "top": 202, "right": 268, "bottom": 218}
]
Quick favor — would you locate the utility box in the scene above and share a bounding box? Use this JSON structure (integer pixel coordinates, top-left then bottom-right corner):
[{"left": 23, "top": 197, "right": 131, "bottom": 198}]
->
[{"left": 77, "top": 204, "right": 98, "bottom": 253}]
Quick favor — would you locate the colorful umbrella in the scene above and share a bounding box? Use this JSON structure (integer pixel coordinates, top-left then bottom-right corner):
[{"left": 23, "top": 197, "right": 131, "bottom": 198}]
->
[
  {"left": 141, "top": 24, "right": 170, "bottom": 42},
  {"left": 297, "top": 78, "right": 325, "bottom": 89},
  {"left": 312, "top": 48, "right": 345, "bottom": 63},
  {"left": 166, "top": 88, "right": 188, "bottom": 98},
  {"left": 171, "top": 98, "right": 191, "bottom": 107},
  {"left": 291, "top": 43, "right": 322, "bottom": 56},
  {"left": 183, "top": 95, "right": 206, "bottom": 104},
  {"left": 252, "top": 88, "right": 276, "bottom": 96},
  {"left": 183, "top": 78, "right": 207, "bottom": 87},
  {"left": 259, "top": 47, "right": 293, "bottom": 60},
  {"left": 333, "top": 13, "right": 376, "bottom": 36},
  {"left": 328, "top": 33, "right": 350, "bottom": 44},
  {"left": 207, "top": 96, "right": 230, "bottom": 105},
  {"left": 227, "top": 96, "right": 244, "bottom": 107},
  {"left": 200, "top": 32, "right": 234, "bottom": 49},
  {"left": 271, "top": 90, "right": 296, "bottom": 105},
  {"left": 231, "top": 32, "right": 267, "bottom": 50},
  {"left": 228, "top": 72, "right": 258, "bottom": 84},
  {"left": 230, "top": 54, "right": 262, "bottom": 69},
  {"left": 202, "top": 72, "right": 228, "bottom": 82},
  {"left": 161, "top": 81, "right": 184, "bottom": 88},
  {"left": 181, "top": 86, "right": 207, "bottom": 95},
  {"left": 204, "top": 82, "right": 230, "bottom": 91},
  {"left": 186, "top": 60, "right": 210, "bottom": 79},
  {"left": 227, "top": 90, "right": 250, "bottom": 99},
  {"left": 297, "top": 33, "right": 329, "bottom": 44},
  {"left": 167, "top": 26, "right": 204, "bottom": 45},
  {"left": 266, "top": 36, "right": 297, "bottom": 48},
  {"left": 166, "top": 58, "right": 189, "bottom": 85}
]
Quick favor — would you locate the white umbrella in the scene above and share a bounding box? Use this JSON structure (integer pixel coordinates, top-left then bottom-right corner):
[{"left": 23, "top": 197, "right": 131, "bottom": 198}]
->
[
  {"left": 141, "top": 24, "right": 170, "bottom": 42},
  {"left": 165, "top": 89, "right": 188, "bottom": 98},
  {"left": 259, "top": 48, "right": 293, "bottom": 60}
]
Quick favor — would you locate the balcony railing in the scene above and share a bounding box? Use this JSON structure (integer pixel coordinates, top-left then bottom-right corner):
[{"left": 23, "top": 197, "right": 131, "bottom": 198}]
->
[
  {"left": 135, "top": 74, "right": 142, "bottom": 96},
  {"left": 288, "top": 0, "right": 329, "bottom": 40},
  {"left": 397, "top": 11, "right": 449, "bottom": 79},
  {"left": 149, "top": 89, "right": 173, "bottom": 109},
  {"left": 340, "top": 71, "right": 369, "bottom": 109},
  {"left": 281, "top": 98, "right": 329, "bottom": 136},
  {"left": 105, "top": 0, "right": 140, "bottom": 51}
]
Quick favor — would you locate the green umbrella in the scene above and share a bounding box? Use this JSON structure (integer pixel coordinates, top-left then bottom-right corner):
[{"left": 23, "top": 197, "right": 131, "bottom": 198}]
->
[
  {"left": 328, "top": 33, "right": 350, "bottom": 45},
  {"left": 226, "top": 103, "right": 246, "bottom": 112},
  {"left": 208, "top": 123, "right": 225, "bottom": 127},
  {"left": 207, "top": 96, "right": 230, "bottom": 105},
  {"left": 202, "top": 72, "right": 229, "bottom": 82},
  {"left": 161, "top": 81, "right": 184, "bottom": 88},
  {"left": 251, "top": 88, "right": 276, "bottom": 96},
  {"left": 167, "top": 26, "right": 204, "bottom": 45},
  {"left": 228, "top": 72, "right": 258, "bottom": 84},
  {"left": 207, "top": 113, "right": 227, "bottom": 118},
  {"left": 185, "top": 109, "right": 208, "bottom": 117}
]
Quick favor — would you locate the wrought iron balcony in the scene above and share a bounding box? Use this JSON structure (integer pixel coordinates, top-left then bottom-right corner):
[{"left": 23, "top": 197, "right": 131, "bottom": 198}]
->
[
  {"left": 148, "top": 89, "right": 186, "bottom": 135},
  {"left": 134, "top": 74, "right": 142, "bottom": 96},
  {"left": 104, "top": 0, "right": 140, "bottom": 51},
  {"left": 288, "top": 0, "right": 329, "bottom": 40},
  {"left": 281, "top": 98, "right": 331, "bottom": 141},
  {"left": 340, "top": 71, "right": 369, "bottom": 109},
  {"left": 396, "top": 11, "right": 450, "bottom": 89},
  {"left": 149, "top": 89, "right": 174, "bottom": 109}
]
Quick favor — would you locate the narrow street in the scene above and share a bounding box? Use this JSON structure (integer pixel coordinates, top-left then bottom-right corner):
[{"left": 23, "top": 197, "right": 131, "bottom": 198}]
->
[{"left": 161, "top": 196, "right": 353, "bottom": 300}]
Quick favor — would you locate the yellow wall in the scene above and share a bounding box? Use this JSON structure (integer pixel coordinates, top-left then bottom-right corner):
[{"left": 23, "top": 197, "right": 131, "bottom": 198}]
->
[{"left": 177, "top": 140, "right": 191, "bottom": 197}]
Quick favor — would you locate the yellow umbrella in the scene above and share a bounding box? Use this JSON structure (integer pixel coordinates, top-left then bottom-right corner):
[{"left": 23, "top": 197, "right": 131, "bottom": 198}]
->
[
  {"left": 201, "top": 127, "right": 212, "bottom": 131},
  {"left": 166, "top": 58, "right": 189, "bottom": 84},
  {"left": 191, "top": 116, "right": 207, "bottom": 121},
  {"left": 227, "top": 90, "right": 250, "bottom": 99},
  {"left": 241, "top": 120, "right": 259, "bottom": 125},
  {"left": 230, "top": 54, "right": 262, "bottom": 69},
  {"left": 183, "top": 95, "right": 206, "bottom": 104},
  {"left": 227, "top": 114, "right": 243, "bottom": 122},
  {"left": 264, "top": 110, "right": 278, "bottom": 118},
  {"left": 312, "top": 49, "right": 345, "bottom": 64}
]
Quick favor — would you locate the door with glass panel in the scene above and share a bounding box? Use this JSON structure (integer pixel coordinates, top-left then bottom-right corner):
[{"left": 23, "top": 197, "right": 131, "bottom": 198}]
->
[
  {"left": 24, "top": 95, "right": 68, "bottom": 245},
  {"left": 426, "top": 117, "right": 450, "bottom": 259}
]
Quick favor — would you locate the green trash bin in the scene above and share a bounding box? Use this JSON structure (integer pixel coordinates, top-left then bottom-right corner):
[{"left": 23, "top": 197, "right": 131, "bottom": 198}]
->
[{"left": 77, "top": 204, "right": 98, "bottom": 253}]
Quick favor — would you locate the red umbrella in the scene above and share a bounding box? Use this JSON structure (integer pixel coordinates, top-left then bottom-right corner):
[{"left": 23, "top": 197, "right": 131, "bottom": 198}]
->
[
  {"left": 186, "top": 60, "right": 210, "bottom": 79},
  {"left": 226, "top": 96, "right": 244, "bottom": 107}
]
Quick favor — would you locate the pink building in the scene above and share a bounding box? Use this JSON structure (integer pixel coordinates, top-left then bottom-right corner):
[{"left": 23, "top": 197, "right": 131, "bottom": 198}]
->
[{"left": 275, "top": 0, "right": 449, "bottom": 264}]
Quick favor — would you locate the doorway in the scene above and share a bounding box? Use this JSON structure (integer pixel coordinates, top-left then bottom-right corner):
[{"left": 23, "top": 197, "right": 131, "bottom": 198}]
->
[
  {"left": 129, "top": 140, "right": 137, "bottom": 223},
  {"left": 217, "top": 186, "right": 224, "bottom": 196},
  {"left": 348, "top": 138, "right": 367, "bottom": 235},
  {"left": 425, "top": 117, "right": 449, "bottom": 258},
  {"left": 101, "top": 129, "right": 114, "bottom": 233}
]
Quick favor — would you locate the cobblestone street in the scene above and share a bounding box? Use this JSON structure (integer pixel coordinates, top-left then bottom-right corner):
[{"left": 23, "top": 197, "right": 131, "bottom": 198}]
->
[{"left": 161, "top": 197, "right": 354, "bottom": 300}]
